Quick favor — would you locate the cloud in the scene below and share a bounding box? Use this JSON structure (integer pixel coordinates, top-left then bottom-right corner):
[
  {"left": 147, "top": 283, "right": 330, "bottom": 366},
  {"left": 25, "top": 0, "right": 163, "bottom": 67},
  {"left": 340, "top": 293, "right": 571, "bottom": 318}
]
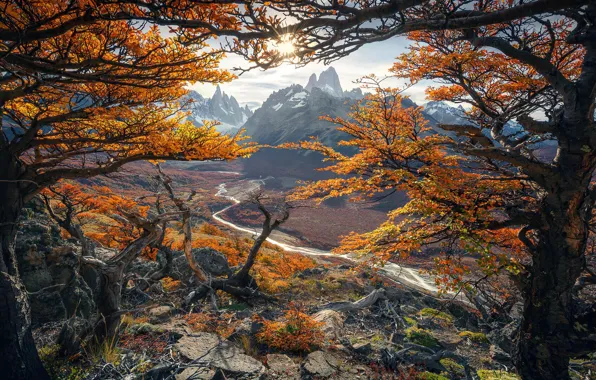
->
[{"left": 188, "top": 36, "right": 434, "bottom": 108}]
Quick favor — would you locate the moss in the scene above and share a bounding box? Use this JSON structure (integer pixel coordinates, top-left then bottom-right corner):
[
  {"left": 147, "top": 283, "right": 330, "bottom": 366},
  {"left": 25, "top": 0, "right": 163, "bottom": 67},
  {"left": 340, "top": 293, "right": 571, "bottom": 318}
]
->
[
  {"left": 39, "top": 344, "right": 88, "bottom": 380},
  {"left": 405, "top": 327, "right": 440, "bottom": 348},
  {"left": 440, "top": 358, "right": 465, "bottom": 377},
  {"left": 370, "top": 334, "right": 385, "bottom": 344},
  {"left": 417, "top": 371, "right": 450, "bottom": 380},
  {"left": 477, "top": 369, "right": 520, "bottom": 380},
  {"left": 459, "top": 330, "right": 489, "bottom": 344},
  {"left": 419, "top": 308, "right": 454, "bottom": 323},
  {"left": 404, "top": 316, "right": 417, "bottom": 326},
  {"left": 127, "top": 322, "right": 164, "bottom": 335}
]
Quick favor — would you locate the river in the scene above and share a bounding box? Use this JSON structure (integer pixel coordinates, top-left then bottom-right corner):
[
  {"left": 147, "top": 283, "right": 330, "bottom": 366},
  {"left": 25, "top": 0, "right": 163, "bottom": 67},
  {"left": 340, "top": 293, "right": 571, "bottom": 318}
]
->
[{"left": 210, "top": 178, "right": 440, "bottom": 293}]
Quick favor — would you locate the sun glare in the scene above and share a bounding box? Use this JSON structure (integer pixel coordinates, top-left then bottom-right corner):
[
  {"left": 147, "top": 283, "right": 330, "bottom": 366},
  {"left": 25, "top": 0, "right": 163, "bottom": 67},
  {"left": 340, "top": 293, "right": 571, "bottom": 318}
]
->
[{"left": 272, "top": 34, "right": 295, "bottom": 56}]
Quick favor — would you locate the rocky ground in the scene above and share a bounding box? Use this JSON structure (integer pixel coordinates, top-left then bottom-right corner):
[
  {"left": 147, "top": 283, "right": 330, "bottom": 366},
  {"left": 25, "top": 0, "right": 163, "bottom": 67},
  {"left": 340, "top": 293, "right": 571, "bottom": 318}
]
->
[{"left": 18, "top": 201, "right": 596, "bottom": 380}]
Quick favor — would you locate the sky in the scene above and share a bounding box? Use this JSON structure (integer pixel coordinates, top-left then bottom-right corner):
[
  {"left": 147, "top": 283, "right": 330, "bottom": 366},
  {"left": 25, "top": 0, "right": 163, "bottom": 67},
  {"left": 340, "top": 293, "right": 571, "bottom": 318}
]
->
[{"left": 189, "top": 36, "right": 432, "bottom": 110}]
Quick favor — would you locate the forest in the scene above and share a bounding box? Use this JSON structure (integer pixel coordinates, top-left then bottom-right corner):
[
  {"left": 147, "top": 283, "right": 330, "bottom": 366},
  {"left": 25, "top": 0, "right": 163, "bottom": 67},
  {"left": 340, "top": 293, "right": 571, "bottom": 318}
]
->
[{"left": 0, "top": 1, "right": 595, "bottom": 379}]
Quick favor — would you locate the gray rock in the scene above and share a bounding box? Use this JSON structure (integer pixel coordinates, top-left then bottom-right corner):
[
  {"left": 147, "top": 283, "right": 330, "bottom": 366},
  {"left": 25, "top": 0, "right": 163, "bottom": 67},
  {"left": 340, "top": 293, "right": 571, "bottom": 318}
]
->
[
  {"left": 312, "top": 310, "right": 344, "bottom": 340},
  {"left": 266, "top": 354, "right": 299, "bottom": 379},
  {"left": 175, "top": 333, "right": 264, "bottom": 375},
  {"left": 175, "top": 367, "right": 216, "bottom": 380},
  {"left": 61, "top": 274, "right": 95, "bottom": 318},
  {"left": 149, "top": 305, "right": 174, "bottom": 321},
  {"left": 30, "top": 291, "right": 66, "bottom": 324},
  {"left": 352, "top": 342, "right": 372, "bottom": 356},
  {"left": 302, "top": 351, "right": 339, "bottom": 378},
  {"left": 490, "top": 344, "right": 512, "bottom": 364},
  {"left": 172, "top": 248, "right": 231, "bottom": 282},
  {"left": 487, "top": 320, "right": 519, "bottom": 354}
]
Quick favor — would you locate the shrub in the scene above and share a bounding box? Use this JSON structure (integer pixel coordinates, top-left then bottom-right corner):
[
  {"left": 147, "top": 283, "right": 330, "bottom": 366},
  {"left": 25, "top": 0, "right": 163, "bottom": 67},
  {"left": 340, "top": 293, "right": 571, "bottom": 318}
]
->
[
  {"left": 440, "top": 358, "right": 465, "bottom": 377},
  {"left": 161, "top": 276, "right": 182, "bottom": 292},
  {"left": 184, "top": 312, "right": 238, "bottom": 338},
  {"left": 405, "top": 327, "right": 440, "bottom": 348},
  {"left": 257, "top": 303, "right": 325, "bottom": 352},
  {"left": 477, "top": 370, "right": 520, "bottom": 380},
  {"left": 459, "top": 331, "right": 489, "bottom": 344},
  {"left": 199, "top": 223, "right": 227, "bottom": 237},
  {"left": 417, "top": 372, "right": 450, "bottom": 380},
  {"left": 419, "top": 308, "right": 454, "bottom": 323}
]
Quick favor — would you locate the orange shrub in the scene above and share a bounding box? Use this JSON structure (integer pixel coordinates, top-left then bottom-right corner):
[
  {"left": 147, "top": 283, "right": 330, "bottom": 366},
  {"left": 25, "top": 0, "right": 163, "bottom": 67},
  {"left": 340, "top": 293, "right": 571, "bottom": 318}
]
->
[
  {"left": 198, "top": 223, "right": 227, "bottom": 237},
  {"left": 161, "top": 277, "right": 182, "bottom": 292},
  {"left": 256, "top": 303, "right": 325, "bottom": 352},
  {"left": 184, "top": 312, "right": 238, "bottom": 338}
]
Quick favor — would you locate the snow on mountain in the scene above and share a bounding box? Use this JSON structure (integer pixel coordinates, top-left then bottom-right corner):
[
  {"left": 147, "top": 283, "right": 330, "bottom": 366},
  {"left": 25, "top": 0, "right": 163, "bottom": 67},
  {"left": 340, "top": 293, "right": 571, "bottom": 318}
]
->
[
  {"left": 423, "top": 101, "right": 470, "bottom": 125},
  {"left": 185, "top": 86, "right": 252, "bottom": 132}
]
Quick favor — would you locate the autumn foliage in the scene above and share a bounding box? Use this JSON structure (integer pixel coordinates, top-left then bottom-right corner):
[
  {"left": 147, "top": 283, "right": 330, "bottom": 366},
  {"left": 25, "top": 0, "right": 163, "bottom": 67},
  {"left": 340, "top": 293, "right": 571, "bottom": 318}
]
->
[
  {"left": 256, "top": 303, "right": 325, "bottom": 352},
  {"left": 285, "top": 86, "right": 527, "bottom": 292}
]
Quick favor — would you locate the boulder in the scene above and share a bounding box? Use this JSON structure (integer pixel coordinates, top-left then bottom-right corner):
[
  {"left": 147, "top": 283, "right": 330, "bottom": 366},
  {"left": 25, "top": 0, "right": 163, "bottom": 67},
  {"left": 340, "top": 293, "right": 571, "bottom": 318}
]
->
[
  {"left": 174, "top": 333, "right": 264, "bottom": 375},
  {"left": 266, "top": 354, "right": 299, "bottom": 379},
  {"left": 175, "top": 367, "right": 216, "bottom": 380},
  {"left": 312, "top": 310, "right": 344, "bottom": 340},
  {"left": 352, "top": 342, "right": 372, "bottom": 356},
  {"left": 148, "top": 305, "right": 174, "bottom": 321},
  {"left": 490, "top": 344, "right": 512, "bottom": 364},
  {"left": 30, "top": 291, "right": 67, "bottom": 324},
  {"left": 172, "top": 248, "right": 231, "bottom": 281},
  {"left": 301, "top": 351, "right": 339, "bottom": 378},
  {"left": 487, "top": 320, "right": 519, "bottom": 354}
]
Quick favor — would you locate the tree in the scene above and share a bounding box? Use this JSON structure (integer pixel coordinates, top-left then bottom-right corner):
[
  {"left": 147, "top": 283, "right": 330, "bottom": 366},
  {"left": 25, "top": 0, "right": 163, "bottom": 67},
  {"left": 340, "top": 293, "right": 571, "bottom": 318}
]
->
[
  {"left": 0, "top": 2, "right": 255, "bottom": 378},
  {"left": 286, "top": 45, "right": 594, "bottom": 378},
  {"left": 40, "top": 183, "right": 182, "bottom": 349},
  {"left": 390, "top": 15, "right": 595, "bottom": 377},
  {"left": 156, "top": 165, "right": 291, "bottom": 303}
]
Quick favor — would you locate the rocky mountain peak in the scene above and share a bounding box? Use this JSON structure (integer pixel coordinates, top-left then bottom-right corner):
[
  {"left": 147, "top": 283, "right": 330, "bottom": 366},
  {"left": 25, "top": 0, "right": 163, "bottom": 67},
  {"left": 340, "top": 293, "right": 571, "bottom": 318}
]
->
[
  {"left": 185, "top": 87, "right": 252, "bottom": 132},
  {"left": 305, "top": 73, "right": 318, "bottom": 92},
  {"left": 304, "top": 67, "right": 344, "bottom": 98}
]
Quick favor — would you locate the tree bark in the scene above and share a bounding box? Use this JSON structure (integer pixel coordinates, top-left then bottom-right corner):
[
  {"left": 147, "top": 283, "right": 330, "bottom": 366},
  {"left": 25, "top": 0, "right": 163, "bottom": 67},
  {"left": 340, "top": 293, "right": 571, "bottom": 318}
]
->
[
  {"left": 0, "top": 155, "right": 50, "bottom": 379},
  {"left": 515, "top": 118, "right": 594, "bottom": 380}
]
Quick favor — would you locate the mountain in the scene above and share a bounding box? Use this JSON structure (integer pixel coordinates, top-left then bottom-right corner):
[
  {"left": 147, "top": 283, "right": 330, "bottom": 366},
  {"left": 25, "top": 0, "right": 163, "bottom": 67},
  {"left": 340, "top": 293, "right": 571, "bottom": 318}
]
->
[
  {"left": 243, "top": 84, "right": 353, "bottom": 147},
  {"left": 185, "top": 86, "right": 252, "bottom": 133},
  {"left": 303, "top": 66, "right": 365, "bottom": 99},
  {"left": 423, "top": 101, "right": 469, "bottom": 125}
]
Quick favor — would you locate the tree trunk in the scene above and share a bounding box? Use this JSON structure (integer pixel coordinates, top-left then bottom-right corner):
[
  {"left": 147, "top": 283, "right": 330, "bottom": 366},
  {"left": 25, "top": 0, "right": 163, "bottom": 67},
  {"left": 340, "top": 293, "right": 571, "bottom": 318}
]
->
[
  {"left": 516, "top": 149, "right": 592, "bottom": 379},
  {"left": 0, "top": 156, "right": 50, "bottom": 379},
  {"left": 93, "top": 263, "right": 126, "bottom": 344}
]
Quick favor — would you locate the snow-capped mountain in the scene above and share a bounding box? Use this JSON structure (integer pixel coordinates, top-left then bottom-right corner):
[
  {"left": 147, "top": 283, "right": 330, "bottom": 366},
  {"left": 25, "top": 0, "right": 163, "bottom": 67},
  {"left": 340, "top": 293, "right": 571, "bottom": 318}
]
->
[
  {"left": 243, "top": 84, "right": 353, "bottom": 146},
  {"left": 423, "top": 101, "right": 470, "bottom": 125},
  {"left": 185, "top": 86, "right": 252, "bottom": 132}
]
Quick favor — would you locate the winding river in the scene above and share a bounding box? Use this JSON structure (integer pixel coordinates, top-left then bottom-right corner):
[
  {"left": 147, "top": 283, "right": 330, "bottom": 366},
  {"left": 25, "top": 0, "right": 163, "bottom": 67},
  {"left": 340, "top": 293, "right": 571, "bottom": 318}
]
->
[{"left": 211, "top": 179, "right": 439, "bottom": 293}]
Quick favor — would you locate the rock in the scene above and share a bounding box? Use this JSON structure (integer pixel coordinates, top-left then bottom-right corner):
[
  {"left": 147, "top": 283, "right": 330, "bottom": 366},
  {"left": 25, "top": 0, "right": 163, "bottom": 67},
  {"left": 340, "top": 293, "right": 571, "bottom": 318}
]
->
[
  {"left": 352, "top": 342, "right": 372, "bottom": 356},
  {"left": 175, "top": 367, "right": 216, "bottom": 380},
  {"left": 301, "top": 351, "right": 339, "bottom": 378},
  {"left": 30, "top": 291, "right": 66, "bottom": 325},
  {"left": 312, "top": 310, "right": 344, "bottom": 340},
  {"left": 266, "top": 354, "right": 299, "bottom": 379},
  {"left": 487, "top": 320, "right": 519, "bottom": 354},
  {"left": 174, "top": 333, "right": 264, "bottom": 375},
  {"left": 128, "top": 259, "right": 160, "bottom": 277},
  {"left": 137, "top": 364, "right": 177, "bottom": 380},
  {"left": 490, "top": 344, "right": 512, "bottom": 364},
  {"left": 61, "top": 274, "right": 95, "bottom": 318},
  {"left": 445, "top": 301, "right": 479, "bottom": 329},
  {"left": 172, "top": 248, "right": 231, "bottom": 281},
  {"left": 149, "top": 306, "right": 174, "bottom": 321}
]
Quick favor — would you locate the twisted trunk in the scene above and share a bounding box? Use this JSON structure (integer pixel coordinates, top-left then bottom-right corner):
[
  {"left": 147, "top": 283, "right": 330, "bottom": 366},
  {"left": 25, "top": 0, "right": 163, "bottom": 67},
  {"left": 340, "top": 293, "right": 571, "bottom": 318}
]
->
[
  {"left": 515, "top": 114, "right": 594, "bottom": 379},
  {"left": 0, "top": 154, "right": 49, "bottom": 379}
]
